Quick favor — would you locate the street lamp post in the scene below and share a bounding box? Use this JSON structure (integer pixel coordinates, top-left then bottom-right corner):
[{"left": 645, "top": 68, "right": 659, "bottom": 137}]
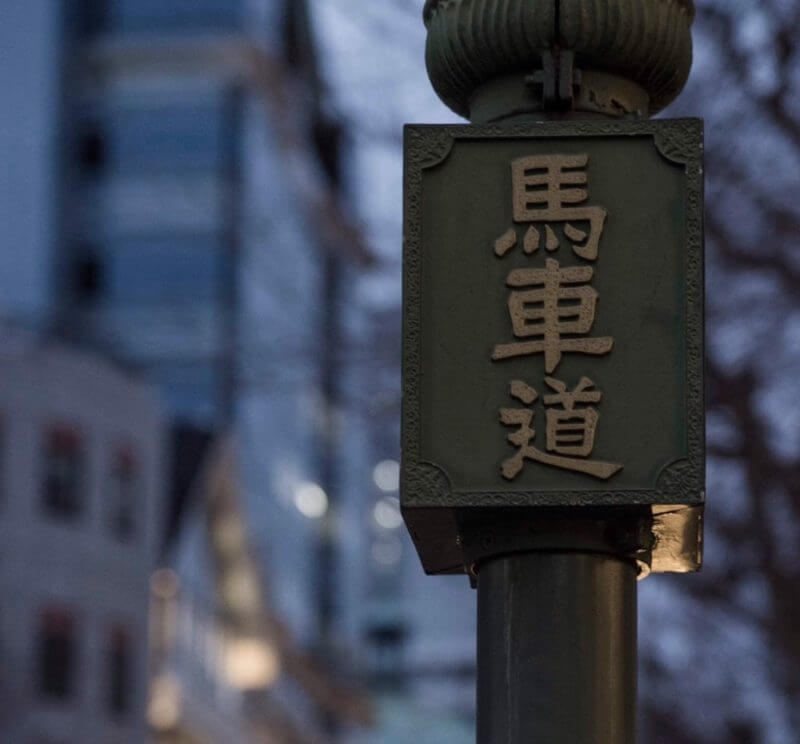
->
[{"left": 402, "top": 2, "right": 704, "bottom": 742}]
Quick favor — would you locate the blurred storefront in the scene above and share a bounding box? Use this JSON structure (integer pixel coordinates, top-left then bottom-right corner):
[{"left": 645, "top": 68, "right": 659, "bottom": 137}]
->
[{"left": 149, "top": 438, "right": 372, "bottom": 743}]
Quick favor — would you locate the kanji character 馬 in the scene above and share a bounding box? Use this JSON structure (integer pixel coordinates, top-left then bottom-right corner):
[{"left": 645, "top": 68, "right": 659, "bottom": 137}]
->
[{"left": 494, "top": 153, "right": 608, "bottom": 261}]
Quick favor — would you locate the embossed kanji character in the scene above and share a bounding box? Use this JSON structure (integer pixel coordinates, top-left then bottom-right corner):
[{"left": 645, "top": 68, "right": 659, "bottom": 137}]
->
[
  {"left": 492, "top": 258, "right": 614, "bottom": 373},
  {"left": 494, "top": 153, "right": 608, "bottom": 261},
  {"left": 499, "top": 378, "right": 622, "bottom": 480}
]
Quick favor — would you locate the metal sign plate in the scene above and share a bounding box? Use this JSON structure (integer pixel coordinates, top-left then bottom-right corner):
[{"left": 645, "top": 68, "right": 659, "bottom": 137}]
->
[{"left": 402, "top": 120, "right": 704, "bottom": 514}]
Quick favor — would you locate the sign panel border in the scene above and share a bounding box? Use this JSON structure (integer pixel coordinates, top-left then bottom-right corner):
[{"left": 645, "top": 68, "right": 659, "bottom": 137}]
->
[{"left": 402, "top": 119, "right": 704, "bottom": 509}]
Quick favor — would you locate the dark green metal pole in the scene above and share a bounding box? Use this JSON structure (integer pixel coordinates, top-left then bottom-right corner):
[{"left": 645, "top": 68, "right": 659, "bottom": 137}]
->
[
  {"left": 477, "top": 552, "right": 638, "bottom": 744},
  {"left": 418, "top": 2, "right": 697, "bottom": 742}
]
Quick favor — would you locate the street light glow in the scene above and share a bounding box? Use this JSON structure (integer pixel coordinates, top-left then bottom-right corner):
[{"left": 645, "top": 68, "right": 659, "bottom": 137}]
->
[
  {"left": 373, "top": 496, "right": 402, "bottom": 530},
  {"left": 225, "top": 637, "right": 280, "bottom": 690},
  {"left": 147, "top": 674, "right": 181, "bottom": 731},
  {"left": 294, "top": 482, "right": 329, "bottom": 519},
  {"left": 213, "top": 515, "right": 245, "bottom": 555},
  {"left": 150, "top": 569, "right": 179, "bottom": 600},
  {"left": 373, "top": 459, "right": 400, "bottom": 492},
  {"left": 372, "top": 536, "right": 403, "bottom": 566}
]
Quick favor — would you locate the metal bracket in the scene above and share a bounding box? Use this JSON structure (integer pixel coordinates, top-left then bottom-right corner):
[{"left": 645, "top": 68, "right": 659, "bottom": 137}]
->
[
  {"left": 455, "top": 507, "right": 655, "bottom": 587},
  {"left": 526, "top": 49, "right": 582, "bottom": 110}
]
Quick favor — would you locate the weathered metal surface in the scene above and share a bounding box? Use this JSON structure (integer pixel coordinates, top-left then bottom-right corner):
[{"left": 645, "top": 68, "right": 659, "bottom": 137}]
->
[
  {"left": 407, "top": 6, "right": 703, "bottom": 744},
  {"left": 423, "top": 0, "right": 695, "bottom": 118},
  {"left": 477, "top": 551, "right": 638, "bottom": 743},
  {"left": 401, "top": 118, "right": 704, "bottom": 574},
  {"left": 457, "top": 506, "right": 654, "bottom": 580}
]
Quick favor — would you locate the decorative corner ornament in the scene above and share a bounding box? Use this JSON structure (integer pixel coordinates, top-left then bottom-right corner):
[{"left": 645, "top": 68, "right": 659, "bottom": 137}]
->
[{"left": 402, "top": 119, "right": 704, "bottom": 574}]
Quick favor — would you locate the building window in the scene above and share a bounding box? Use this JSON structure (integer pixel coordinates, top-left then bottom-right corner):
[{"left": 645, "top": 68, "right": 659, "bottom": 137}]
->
[
  {"left": 77, "top": 0, "right": 110, "bottom": 37},
  {"left": 283, "top": 0, "right": 309, "bottom": 69},
  {"left": 108, "top": 626, "right": 131, "bottom": 718},
  {"left": 365, "top": 621, "right": 408, "bottom": 689},
  {"left": 104, "top": 235, "right": 223, "bottom": 304},
  {"left": 37, "top": 608, "right": 76, "bottom": 700},
  {"left": 312, "top": 114, "right": 343, "bottom": 187},
  {"left": 42, "top": 427, "right": 85, "bottom": 519},
  {"left": 105, "top": 102, "right": 230, "bottom": 174},
  {"left": 114, "top": 0, "right": 242, "bottom": 33},
  {"left": 72, "top": 246, "right": 104, "bottom": 303},
  {"left": 76, "top": 124, "right": 107, "bottom": 174},
  {"left": 109, "top": 449, "right": 136, "bottom": 541}
]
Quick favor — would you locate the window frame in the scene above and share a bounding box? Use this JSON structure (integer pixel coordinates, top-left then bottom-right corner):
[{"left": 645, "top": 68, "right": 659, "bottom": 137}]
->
[
  {"left": 108, "top": 446, "right": 137, "bottom": 542},
  {"left": 41, "top": 426, "right": 86, "bottom": 521},
  {"left": 37, "top": 607, "right": 78, "bottom": 701},
  {"left": 107, "top": 624, "right": 132, "bottom": 718}
]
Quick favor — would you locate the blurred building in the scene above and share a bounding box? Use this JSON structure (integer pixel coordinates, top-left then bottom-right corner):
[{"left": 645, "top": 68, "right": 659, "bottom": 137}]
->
[
  {"left": 0, "top": 337, "right": 164, "bottom": 743},
  {"left": 359, "top": 309, "right": 477, "bottom": 739},
  {"left": 3, "top": 0, "right": 377, "bottom": 739},
  {"left": 55, "top": 0, "right": 376, "bottom": 739},
  {"left": 0, "top": 1, "right": 477, "bottom": 742},
  {"left": 0, "top": 2, "right": 63, "bottom": 329},
  {"left": 58, "top": 0, "right": 287, "bottom": 426},
  {"left": 149, "top": 438, "right": 371, "bottom": 743}
]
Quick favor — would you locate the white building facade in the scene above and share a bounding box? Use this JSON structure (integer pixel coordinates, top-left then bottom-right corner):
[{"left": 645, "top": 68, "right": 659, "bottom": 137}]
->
[{"left": 0, "top": 339, "right": 164, "bottom": 743}]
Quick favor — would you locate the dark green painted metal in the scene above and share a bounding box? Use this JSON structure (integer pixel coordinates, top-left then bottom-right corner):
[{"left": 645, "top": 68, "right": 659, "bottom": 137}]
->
[
  {"left": 401, "top": 120, "right": 704, "bottom": 576},
  {"left": 423, "top": 0, "right": 695, "bottom": 118},
  {"left": 405, "top": 5, "right": 703, "bottom": 744},
  {"left": 402, "top": 120, "right": 704, "bottom": 527},
  {"left": 477, "top": 552, "right": 638, "bottom": 744},
  {"left": 456, "top": 506, "right": 655, "bottom": 578}
]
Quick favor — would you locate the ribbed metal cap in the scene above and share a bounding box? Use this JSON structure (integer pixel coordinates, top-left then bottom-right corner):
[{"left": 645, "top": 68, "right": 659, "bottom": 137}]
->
[
  {"left": 424, "top": 0, "right": 695, "bottom": 21},
  {"left": 423, "top": 0, "right": 695, "bottom": 118}
]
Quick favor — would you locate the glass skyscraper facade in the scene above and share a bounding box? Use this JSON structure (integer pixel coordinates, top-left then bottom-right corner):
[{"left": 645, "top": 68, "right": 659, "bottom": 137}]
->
[{"left": 61, "top": 6, "right": 245, "bottom": 425}]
